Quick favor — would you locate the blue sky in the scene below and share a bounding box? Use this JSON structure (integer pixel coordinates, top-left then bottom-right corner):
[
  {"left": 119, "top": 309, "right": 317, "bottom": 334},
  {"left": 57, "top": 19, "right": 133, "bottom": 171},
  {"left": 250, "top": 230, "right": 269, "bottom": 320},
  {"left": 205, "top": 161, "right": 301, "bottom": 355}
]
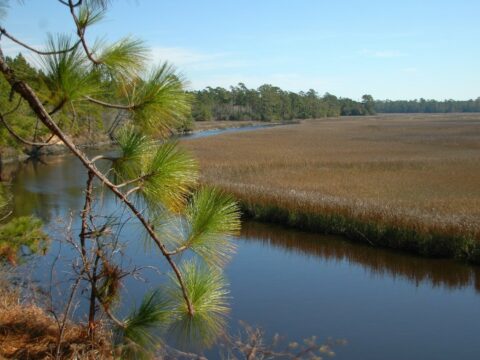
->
[{"left": 1, "top": 0, "right": 479, "bottom": 100}]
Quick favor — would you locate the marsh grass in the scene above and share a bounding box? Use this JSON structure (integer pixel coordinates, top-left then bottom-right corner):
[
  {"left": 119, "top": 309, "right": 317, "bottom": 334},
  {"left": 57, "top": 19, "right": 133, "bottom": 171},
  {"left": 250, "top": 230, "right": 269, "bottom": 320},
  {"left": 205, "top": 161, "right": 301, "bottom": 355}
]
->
[{"left": 183, "top": 114, "right": 480, "bottom": 262}]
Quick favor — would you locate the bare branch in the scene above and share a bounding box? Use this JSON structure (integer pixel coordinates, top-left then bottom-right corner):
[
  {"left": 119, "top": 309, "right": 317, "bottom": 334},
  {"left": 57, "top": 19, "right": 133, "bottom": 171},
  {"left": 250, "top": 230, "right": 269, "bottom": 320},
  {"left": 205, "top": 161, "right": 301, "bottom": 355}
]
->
[
  {"left": 3, "top": 96, "right": 22, "bottom": 116},
  {"left": 58, "top": 0, "right": 84, "bottom": 7},
  {"left": 68, "top": 0, "right": 101, "bottom": 65},
  {"left": 80, "top": 170, "right": 94, "bottom": 258},
  {"left": 90, "top": 154, "right": 116, "bottom": 163},
  {"left": 0, "top": 112, "right": 57, "bottom": 147},
  {"left": 85, "top": 95, "right": 134, "bottom": 110},
  {"left": 107, "top": 109, "right": 127, "bottom": 138},
  {"left": 124, "top": 186, "right": 141, "bottom": 198},
  {"left": 114, "top": 175, "right": 145, "bottom": 189},
  {"left": 55, "top": 277, "right": 81, "bottom": 360},
  {"left": 102, "top": 304, "right": 126, "bottom": 329},
  {"left": 0, "top": 209, "right": 12, "bottom": 222},
  {"left": 166, "top": 245, "right": 188, "bottom": 256},
  {"left": 0, "top": 27, "right": 81, "bottom": 55}
]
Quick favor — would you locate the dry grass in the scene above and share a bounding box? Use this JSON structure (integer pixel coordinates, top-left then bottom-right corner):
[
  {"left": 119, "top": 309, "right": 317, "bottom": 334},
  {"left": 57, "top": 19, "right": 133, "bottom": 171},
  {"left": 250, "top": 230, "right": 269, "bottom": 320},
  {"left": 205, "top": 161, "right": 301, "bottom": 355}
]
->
[
  {"left": 183, "top": 114, "right": 480, "bottom": 261},
  {"left": 0, "top": 277, "right": 112, "bottom": 359}
]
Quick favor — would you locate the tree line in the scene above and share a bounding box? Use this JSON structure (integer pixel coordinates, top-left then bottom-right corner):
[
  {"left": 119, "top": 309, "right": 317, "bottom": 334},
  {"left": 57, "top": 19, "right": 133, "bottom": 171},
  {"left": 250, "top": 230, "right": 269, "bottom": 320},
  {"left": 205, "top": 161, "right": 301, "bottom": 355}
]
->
[
  {"left": 0, "top": 56, "right": 377, "bottom": 152},
  {"left": 2, "top": 54, "right": 480, "bottom": 154},
  {"left": 374, "top": 98, "right": 480, "bottom": 113},
  {"left": 191, "top": 83, "right": 376, "bottom": 121}
]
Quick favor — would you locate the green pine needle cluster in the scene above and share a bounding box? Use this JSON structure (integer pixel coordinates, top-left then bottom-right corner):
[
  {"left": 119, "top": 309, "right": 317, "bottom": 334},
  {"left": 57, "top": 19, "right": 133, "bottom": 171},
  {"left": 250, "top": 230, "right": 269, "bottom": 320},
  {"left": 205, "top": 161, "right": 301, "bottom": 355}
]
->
[
  {"left": 128, "top": 64, "right": 192, "bottom": 137},
  {"left": 167, "top": 260, "right": 230, "bottom": 350},
  {"left": 141, "top": 141, "right": 198, "bottom": 212},
  {"left": 77, "top": 2, "right": 106, "bottom": 29},
  {"left": 113, "top": 126, "right": 151, "bottom": 180},
  {"left": 148, "top": 187, "right": 241, "bottom": 268},
  {"left": 117, "top": 290, "right": 172, "bottom": 359},
  {"left": 33, "top": 11, "right": 191, "bottom": 139},
  {"left": 0, "top": 187, "right": 47, "bottom": 265},
  {"left": 0, "top": 216, "right": 48, "bottom": 265},
  {"left": 40, "top": 34, "right": 101, "bottom": 104},
  {"left": 117, "top": 261, "right": 230, "bottom": 356},
  {"left": 96, "top": 37, "right": 148, "bottom": 79},
  {"left": 113, "top": 126, "right": 198, "bottom": 213},
  {"left": 184, "top": 187, "right": 241, "bottom": 267}
]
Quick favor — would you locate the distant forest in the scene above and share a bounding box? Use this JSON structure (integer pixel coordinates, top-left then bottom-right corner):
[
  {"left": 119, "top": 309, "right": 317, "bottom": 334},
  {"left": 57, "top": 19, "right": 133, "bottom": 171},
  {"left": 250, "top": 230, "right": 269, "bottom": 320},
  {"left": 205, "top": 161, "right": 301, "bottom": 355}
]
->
[
  {"left": 190, "top": 84, "right": 480, "bottom": 122},
  {"left": 190, "top": 84, "right": 375, "bottom": 121},
  {"left": 374, "top": 99, "right": 480, "bottom": 113},
  {"left": 2, "top": 54, "right": 480, "bottom": 148}
]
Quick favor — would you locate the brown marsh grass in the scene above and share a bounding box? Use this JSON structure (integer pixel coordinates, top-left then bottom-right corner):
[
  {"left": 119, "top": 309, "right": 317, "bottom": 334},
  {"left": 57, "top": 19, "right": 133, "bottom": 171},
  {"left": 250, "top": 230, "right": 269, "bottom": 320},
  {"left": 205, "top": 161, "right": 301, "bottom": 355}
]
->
[{"left": 183, "top": 114, "right": 480, "bottom": 262}]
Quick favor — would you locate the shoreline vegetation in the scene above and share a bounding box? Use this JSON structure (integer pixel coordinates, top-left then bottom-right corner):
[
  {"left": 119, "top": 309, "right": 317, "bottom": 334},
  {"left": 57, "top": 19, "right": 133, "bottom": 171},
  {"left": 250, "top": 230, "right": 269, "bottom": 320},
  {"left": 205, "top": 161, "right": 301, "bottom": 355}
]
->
[
  {"left": 0, "top": 50, "right": 480, "bottom": 263},
  {"left": 227, "top": 184, "right": 480, "bottom": 263},
  {"left": 4, "top": 53, "right": 480, "bottom": 166},
  {"left": 182, "top": 114, "right": 480, "bottom": 264},
  {"left": 2, "top": 113, "right": 479, "bottom": 264},
  {"left": 0, "top": 120, "right": 293, "bottom": 164},
  {"left": 0, "top": 54, "right": 367, "bottom": 165}
]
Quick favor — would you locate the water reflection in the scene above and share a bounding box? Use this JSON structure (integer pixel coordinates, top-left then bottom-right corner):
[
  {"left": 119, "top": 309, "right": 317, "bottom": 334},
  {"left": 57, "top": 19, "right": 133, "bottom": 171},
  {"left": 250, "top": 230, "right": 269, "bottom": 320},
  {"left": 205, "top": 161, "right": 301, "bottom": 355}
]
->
[
  {"left": 241, "top": 221, "right": 480, "bottom": 293},
  {"left": 1, "top": 156, "right": 85, "bottom": 221},
  {"left": 3, "top": 156, "right": 480, "bottom": 295},
  {"left": 2, "top": 151, "right": 480, "bottom": 359}
]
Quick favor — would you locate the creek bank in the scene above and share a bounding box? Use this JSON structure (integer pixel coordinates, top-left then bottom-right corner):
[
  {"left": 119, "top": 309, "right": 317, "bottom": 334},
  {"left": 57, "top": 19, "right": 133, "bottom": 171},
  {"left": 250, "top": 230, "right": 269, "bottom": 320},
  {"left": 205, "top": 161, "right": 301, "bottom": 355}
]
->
[
  {"left": 0, "top": 121, "right": 294, "bottom": 164},
  {"left": 216, "top": 186, "right": 480, "bottom": 265},
  {"left": 0, "top": 134, "right": 113, "bottom": 164}
]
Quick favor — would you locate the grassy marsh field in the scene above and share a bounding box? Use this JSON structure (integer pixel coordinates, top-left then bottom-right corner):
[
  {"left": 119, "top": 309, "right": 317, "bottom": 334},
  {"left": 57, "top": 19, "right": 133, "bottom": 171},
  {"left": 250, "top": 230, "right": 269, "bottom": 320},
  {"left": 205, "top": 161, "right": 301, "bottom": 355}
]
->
[{"left": 183, "top": 114, "right": 480, "bottom": 262}]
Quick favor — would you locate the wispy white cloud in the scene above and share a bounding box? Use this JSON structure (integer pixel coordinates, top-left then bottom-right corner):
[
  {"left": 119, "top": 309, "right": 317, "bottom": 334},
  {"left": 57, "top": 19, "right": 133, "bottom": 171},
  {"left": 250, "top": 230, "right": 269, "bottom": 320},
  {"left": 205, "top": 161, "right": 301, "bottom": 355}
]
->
[
  {"left": 149, "top": 47, "right": 251, "bottom": 71},
  {"left": 359, "top": 49, "right": 407, "bottom": 58},
  {"left": 150, "top": 47, "right": 226, "bottom": 66},
  {"left": 189, "top": 73, "right": 341, "bottom": 93}
]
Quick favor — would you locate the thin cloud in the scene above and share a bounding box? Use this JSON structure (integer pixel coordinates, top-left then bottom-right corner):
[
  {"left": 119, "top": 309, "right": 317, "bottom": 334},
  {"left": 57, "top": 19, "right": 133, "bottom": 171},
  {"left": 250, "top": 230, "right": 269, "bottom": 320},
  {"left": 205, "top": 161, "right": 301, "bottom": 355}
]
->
[
  {"left": 150, "top": 47, "right": 226, "bottom": 66},
  {"left": 149, "top": 47, "right": 250, "bottom": 71},
  {"left": 189, "top": 73, "right": 340, "bottom": 93}
]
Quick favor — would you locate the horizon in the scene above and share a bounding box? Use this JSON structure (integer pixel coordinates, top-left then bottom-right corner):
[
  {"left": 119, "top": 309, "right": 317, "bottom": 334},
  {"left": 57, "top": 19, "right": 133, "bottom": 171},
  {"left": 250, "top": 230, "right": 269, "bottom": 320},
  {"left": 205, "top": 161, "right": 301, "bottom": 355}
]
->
[{"left": 1, "top": 0, "right": 479, "bottom": 101}]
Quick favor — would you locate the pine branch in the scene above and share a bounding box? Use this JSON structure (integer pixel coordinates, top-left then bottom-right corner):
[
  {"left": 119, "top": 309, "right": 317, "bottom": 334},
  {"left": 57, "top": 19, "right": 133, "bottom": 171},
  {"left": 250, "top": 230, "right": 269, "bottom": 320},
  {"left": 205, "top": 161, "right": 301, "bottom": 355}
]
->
[{"left": 0, "top": 47, "right": 195, "bottom": 316}]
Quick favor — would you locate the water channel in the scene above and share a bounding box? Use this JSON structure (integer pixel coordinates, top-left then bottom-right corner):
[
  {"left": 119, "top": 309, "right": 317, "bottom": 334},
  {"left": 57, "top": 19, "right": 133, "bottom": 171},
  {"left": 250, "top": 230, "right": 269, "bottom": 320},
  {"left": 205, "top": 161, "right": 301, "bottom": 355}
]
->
[{"left": 3, "top": 128, "right": 480, "bottom": 359}]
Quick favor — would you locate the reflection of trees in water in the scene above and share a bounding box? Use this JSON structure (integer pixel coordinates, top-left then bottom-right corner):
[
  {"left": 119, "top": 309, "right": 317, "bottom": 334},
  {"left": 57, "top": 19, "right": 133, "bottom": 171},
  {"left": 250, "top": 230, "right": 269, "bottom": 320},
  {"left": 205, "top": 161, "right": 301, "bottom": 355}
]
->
[
  {"left": 241, "top": 221, "right": 480, "bottom": 293},
  {"left": 0, "top": 156, "right": 86, "bottom": 222},
  {"left": 3, "top": 157, "right": 480, "bottom": 294}
]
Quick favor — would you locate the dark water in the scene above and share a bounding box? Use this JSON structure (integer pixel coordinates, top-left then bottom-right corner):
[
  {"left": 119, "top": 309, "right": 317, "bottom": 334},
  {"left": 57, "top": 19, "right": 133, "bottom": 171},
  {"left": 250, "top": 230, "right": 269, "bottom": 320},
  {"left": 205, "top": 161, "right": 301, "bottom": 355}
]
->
[{"left": 3, "top": 154, "right": 480, "bottom": 360}]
